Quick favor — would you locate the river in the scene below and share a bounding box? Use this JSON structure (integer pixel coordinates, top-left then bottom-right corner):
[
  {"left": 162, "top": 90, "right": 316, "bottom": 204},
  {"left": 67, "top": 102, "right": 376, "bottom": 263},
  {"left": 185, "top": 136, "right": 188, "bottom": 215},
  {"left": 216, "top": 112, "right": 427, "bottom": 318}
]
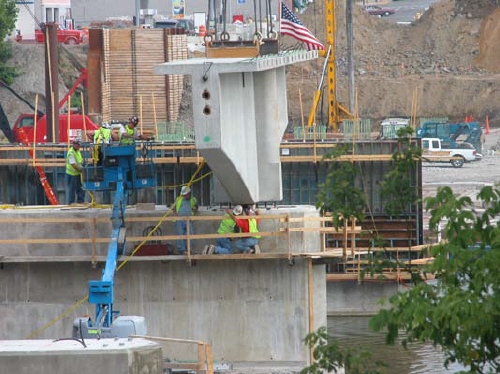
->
[{"left": 328, "top": 316, "right": 466, "bottom": 373}]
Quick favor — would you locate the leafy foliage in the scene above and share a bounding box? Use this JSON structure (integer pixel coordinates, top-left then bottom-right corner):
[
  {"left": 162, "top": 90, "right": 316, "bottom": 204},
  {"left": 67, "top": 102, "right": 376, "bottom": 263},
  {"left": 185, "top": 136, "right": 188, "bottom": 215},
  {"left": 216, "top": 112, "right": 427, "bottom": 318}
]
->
[
  {"left": 301, "top": 327, "right": 386, "bottom": 374},
  {"left": 380, "top": 126, "right": 421, "bottom": 217},
  {"left": 0, "top": 0, "right": 17, "bottom": 40},
  {"left": 358, "top": 126, "right": 424, "bottom": 280},
  {"left": 370, "top": 185, "right": 500, "bottom": 373},
  {"left": 316, "top": 145, "right": 367, "bottom": 228},
  {"left": 0, "top": 0, "right": 18, "bottom": 84}
]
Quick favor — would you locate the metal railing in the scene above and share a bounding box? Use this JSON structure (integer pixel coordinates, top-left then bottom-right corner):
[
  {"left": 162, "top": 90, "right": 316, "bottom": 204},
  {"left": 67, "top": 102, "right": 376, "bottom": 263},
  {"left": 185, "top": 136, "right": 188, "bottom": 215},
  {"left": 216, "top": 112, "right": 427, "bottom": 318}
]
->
[{"left": 131, "top": 334, "right": 213, "bottom": 374}]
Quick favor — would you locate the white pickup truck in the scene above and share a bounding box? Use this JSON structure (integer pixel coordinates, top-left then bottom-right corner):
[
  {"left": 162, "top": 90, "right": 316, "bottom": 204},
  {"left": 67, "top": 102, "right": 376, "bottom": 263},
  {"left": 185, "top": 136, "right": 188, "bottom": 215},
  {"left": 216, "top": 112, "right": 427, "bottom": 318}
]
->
[{"left": 421, "top": 138, "right": 477, "bottom": 168}]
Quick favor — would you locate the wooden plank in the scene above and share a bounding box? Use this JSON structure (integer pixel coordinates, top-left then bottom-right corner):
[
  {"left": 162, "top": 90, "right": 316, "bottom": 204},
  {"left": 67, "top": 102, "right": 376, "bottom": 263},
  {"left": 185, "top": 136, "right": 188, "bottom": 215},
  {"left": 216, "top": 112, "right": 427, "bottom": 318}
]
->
[
  {"left": 280, "top": 154, "right": 394, "bottom": 162},
  {"left": 206, "top": 44, "right": 260, "bottom": 58},
  {"left": 1, "top": 253, "right": 296, "bottom": 263}
]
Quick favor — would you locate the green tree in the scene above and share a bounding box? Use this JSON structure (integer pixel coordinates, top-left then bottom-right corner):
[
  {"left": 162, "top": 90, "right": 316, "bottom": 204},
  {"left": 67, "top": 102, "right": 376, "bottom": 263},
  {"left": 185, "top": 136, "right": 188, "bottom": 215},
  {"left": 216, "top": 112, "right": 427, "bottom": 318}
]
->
[
  {"left": 303, "top": 186, "right": 500, "bottom": 374},
  {"left": 380, "top": 126, "right": 420, "bottom": 218},
  {"left": 370, "top": 185, "right": 500, "bottom": 373},
  {"left": 366, "top": 125, "right": 426, "bottom": 279},
  {"left": 301, "top": 327, "right": 385, "bottom": 374},
  {"left": 0, "top": 0, "right": 19, "bottom": 84},
  {"left": 316, "top": 145, "right": 367, "bottom": 229}
]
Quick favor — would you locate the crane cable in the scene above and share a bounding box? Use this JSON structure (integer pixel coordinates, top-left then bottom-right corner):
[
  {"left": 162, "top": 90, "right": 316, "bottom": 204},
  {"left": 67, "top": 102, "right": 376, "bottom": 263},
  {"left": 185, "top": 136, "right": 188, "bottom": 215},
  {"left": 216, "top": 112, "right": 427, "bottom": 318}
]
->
[
  {"left": 25, "top": 161, "right": 207, "bottom": 338},
  {"left": 22, "top": 2, "right": 43, "bottom": 29}
]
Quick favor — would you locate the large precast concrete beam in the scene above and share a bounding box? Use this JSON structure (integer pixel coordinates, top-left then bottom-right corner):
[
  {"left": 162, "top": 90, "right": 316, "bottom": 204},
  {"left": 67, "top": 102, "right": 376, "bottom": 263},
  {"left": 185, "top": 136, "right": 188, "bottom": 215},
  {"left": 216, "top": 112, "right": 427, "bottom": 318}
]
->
[{"left": 155, "top": 51, "right": 318, "bottom": 203}]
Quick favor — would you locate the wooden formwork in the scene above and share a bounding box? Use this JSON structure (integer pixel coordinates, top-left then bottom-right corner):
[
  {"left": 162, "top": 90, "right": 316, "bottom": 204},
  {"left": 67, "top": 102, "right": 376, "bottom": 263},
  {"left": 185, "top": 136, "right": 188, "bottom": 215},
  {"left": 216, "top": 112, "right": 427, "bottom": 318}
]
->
[{"left": 87, "top": 28, "right": 188, "bottom": 133}]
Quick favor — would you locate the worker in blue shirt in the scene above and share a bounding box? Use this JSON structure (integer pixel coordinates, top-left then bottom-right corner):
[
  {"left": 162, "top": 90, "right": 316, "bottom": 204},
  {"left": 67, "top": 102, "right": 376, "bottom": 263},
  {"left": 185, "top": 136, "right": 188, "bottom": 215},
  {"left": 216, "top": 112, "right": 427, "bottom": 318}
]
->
[{"left": 173, "top": 185, "right": 198, "bottom": 254}]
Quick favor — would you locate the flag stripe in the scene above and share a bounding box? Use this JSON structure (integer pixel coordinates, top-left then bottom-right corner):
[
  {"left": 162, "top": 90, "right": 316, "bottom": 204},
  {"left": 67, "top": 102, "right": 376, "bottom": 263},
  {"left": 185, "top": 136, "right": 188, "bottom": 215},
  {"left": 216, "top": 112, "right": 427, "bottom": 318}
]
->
[{"left": 279, "top": 2, "right": 324, "bottom": 51}]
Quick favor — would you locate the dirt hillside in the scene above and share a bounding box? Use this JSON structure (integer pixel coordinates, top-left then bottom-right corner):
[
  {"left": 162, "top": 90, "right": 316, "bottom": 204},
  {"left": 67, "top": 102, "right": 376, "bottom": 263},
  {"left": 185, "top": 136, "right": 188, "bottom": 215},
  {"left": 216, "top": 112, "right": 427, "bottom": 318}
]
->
[
  {"left": 2, "top": 0, "right": 500, "bottom": 142},
  {"left": 284, "top": 0, "right": 500, "bottom": 125}
]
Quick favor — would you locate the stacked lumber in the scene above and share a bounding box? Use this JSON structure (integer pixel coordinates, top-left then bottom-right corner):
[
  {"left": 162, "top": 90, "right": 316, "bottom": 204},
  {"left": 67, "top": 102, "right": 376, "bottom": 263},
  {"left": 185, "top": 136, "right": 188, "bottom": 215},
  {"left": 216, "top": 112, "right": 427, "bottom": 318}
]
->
[{"left": 97, "top": 29, "right": 188, "bottom": 134}]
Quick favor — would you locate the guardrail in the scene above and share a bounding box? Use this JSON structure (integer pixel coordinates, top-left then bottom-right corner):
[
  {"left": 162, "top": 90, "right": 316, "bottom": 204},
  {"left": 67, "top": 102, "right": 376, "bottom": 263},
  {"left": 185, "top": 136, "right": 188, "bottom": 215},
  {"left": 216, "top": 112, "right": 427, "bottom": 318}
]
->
[
  {"left": 131, "top": 335, "right": 214, "bottom": 374},
  {"left": 0, "top": 141, "right": 403, "bottom": 167},
  {"left": 0, "top": 211, "right": 348, "bottom": 263}
]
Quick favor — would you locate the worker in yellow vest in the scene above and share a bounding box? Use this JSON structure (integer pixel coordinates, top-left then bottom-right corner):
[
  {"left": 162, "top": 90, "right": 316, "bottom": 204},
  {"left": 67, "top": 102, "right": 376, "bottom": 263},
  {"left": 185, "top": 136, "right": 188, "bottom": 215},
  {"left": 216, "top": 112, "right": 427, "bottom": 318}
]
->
[
  {"left": 65, "top": 139, "right": 85, "bottom": 204},
  {"left": 94, "top": 122, "right": 112, "bottom": 144},
  {"left": 204, "top": 206, "right": 240, "bottom": 255},
  {"left": 119, "top": 116, "right": 147, "bottom": 145},
  {"left": 173, "top": 185, "right": 198, "bottom": 254},
  {"left": 207, "top": 204, "right": 261, "bottom": 254},
  {"left": 93, "top": 122, "right": 112, "bottom": 165}
]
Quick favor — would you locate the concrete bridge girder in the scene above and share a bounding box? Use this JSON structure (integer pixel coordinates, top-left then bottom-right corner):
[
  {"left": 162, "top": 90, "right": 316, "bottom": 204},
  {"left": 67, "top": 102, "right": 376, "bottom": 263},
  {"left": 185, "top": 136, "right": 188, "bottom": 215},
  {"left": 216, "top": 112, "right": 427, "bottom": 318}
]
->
[{"left": 154, "top": 51, "right": 318, "bottom": 203}]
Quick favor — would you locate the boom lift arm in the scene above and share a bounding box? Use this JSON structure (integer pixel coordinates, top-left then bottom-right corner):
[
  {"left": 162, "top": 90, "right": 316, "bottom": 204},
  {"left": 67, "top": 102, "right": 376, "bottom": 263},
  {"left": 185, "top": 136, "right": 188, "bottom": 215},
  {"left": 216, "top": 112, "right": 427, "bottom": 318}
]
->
[
  {"left": 73, "top": 142, "right": 155, "bottom": 339},
  {"left": 88, "top": 171, "right": 127, "bottom": 328}
]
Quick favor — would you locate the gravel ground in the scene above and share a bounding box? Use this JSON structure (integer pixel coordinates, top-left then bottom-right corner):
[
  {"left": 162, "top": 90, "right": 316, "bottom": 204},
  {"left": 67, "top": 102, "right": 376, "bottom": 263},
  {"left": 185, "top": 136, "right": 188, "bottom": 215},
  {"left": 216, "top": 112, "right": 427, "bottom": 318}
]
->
[{"left": 422, "top": 128, "right": 500, "bottom": 208}]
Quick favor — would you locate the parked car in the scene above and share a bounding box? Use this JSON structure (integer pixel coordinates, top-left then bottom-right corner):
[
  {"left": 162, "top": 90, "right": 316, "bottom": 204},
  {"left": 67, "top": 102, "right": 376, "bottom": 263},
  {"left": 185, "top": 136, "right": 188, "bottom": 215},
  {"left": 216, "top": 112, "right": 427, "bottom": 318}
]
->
[
  {"left": 364, "top": 5, "right": 396, "bottom": 16},
  {"left": 154, "top": 19, "right": 195, "bottom": 35}
]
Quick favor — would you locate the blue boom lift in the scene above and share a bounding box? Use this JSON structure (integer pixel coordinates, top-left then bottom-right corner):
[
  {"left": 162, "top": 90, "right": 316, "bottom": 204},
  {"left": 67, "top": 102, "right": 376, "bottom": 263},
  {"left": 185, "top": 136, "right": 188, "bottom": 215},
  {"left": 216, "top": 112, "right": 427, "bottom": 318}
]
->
[{"left": 73, "top": 141, "right": 155, "bottom": 339}]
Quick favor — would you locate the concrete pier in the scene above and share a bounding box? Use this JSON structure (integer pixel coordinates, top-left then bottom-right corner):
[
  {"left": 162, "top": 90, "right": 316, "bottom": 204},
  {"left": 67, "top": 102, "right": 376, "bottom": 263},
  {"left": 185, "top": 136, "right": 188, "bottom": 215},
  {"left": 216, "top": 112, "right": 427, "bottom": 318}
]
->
[
  {"left": 0, "top": 338, "right": 163, "bottom": 374},
  {"left": 0, "top": 205, "right": 326, "bottom": 369},
  {"left": 154, "top": 51, "right": 318, "bottom": 203}
]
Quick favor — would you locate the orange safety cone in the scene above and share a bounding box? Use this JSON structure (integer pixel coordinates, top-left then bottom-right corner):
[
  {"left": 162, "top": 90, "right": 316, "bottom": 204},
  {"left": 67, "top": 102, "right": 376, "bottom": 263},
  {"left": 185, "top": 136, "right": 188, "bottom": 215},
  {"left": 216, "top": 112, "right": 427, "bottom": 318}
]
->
[
  {"left": 198, "top": 24, "right": 206, "bottom": 37},
  {"left": 485, "top": 116, "right": 490, "bottom": 135}
]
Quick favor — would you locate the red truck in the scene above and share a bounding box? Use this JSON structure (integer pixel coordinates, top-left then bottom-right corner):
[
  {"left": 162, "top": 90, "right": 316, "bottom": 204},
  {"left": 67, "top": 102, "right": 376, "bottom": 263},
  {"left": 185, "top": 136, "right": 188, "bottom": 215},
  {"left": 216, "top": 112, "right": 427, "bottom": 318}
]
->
[
  {"left": 0, "top": 68, "right": 100, "bottom": 144},
  {"left": 13, "top": 113, "right": 99, "bottom": 143},
  {"left": 35, "top": 25, "right": 86, "bottom": 45}
]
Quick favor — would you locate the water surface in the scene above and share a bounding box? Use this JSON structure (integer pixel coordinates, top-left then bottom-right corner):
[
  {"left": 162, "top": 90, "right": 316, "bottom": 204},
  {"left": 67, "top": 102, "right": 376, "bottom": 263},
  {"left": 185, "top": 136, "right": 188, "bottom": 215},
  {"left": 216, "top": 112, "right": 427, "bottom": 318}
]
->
[{"left": 328, "top": 316, "right": 465, "bottom": 374}]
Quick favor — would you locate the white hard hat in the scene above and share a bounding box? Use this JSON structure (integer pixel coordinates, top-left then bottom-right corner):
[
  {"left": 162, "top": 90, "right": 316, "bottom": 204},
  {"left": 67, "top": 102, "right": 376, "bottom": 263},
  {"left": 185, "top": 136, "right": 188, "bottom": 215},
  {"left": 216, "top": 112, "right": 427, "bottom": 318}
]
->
[
  {"left": 180, "top": 186, "right": 191, "bottom": 195},
  {"left": 232, "top": 205, "right": 243, "bottom": 216}
]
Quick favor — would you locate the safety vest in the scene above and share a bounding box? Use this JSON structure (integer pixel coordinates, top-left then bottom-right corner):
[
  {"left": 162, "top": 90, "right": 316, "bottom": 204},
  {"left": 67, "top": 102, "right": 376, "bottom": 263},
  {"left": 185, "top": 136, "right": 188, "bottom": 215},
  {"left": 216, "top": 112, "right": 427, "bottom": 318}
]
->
[
  {"left": 94, "top": 127, "right": 112, "bottom": 143},
  {"left": 218, "top": 216, "right": 235, "bottom": 234},
  {"left": 249, "top": 218, "right": 261, "bottom": 238},
  {"left": 66, "top": 147, "right": 83, "bottom": 176},
  {"left": 174, "top": 195, "right": 197, "bottom": 215},
  {"left": 120, "top": 126, "right": 135, "bottom": 145}
]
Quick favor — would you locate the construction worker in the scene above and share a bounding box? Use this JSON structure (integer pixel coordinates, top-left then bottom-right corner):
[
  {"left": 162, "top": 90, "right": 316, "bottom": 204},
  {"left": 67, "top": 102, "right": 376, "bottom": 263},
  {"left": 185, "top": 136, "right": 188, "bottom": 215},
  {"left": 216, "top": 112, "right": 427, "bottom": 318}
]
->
[
  {"left": 243, "top": 205, "right": 261, "bottom": 253},
  {"left": 173, "top": 185, "right": 198, "bottom": 254},
  {"left": 94, "top": 122, "right": 112, "bottom": 144},
  {"left": 92, "top": 122, "right": 112, "bottom": 165},
  {"left": 236, "top": 204, "right": 261, "bottom": 254},
  {"left": 119, "top": 115, "right": 147, "bottom": 145},
  {"left": 204, "top": 206, "right": 240, "bottom": 255},
  {"left": 207, "top": 204, "right": 261, "bottom": 254},
  {"left": 66, "top": 139, "right": 85, "bottom": 204}
]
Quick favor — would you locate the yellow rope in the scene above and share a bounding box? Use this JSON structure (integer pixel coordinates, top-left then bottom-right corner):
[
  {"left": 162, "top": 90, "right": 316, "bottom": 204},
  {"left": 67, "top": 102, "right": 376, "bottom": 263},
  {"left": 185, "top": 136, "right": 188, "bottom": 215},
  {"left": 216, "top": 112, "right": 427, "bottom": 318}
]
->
[
  {"left": 25, "top": 296, "right": 89, "bottom": 339},
  {"left": 92, "top": 144, "right": 100, "bottom": 165}
]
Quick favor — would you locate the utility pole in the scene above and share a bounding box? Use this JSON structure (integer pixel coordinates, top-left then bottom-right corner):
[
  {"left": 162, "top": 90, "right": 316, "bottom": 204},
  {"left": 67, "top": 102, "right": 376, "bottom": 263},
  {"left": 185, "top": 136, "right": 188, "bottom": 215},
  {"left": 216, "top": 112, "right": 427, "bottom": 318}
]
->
[{"left": 44, "top": 23, "right": 59, "bottom": 142}]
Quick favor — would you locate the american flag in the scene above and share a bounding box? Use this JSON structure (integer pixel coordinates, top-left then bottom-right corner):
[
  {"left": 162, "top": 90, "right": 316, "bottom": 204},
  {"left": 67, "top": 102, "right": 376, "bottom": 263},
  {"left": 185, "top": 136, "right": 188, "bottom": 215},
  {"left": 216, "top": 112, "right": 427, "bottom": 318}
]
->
[{"left": 280, "top": 2, "right": 324, "bottom": 51}]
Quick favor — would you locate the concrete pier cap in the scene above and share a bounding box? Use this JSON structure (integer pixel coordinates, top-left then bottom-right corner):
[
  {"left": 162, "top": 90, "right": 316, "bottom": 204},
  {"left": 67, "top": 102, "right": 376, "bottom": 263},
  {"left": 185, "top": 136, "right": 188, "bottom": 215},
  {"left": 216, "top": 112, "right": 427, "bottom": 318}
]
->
[
  {"left": 0, "top": 338, "right": 163, "bottom": 374},
  {"left": 154, "top": 50, "right": 318, "bottom": 203}
]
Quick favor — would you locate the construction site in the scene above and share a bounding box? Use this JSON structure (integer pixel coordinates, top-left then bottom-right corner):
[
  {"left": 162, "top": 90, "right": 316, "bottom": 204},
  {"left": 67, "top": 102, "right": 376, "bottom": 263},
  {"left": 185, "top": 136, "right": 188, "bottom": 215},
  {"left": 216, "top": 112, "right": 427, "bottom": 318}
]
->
[{"left": 0, "top": 0, "right": 500, "bottom": 373}]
